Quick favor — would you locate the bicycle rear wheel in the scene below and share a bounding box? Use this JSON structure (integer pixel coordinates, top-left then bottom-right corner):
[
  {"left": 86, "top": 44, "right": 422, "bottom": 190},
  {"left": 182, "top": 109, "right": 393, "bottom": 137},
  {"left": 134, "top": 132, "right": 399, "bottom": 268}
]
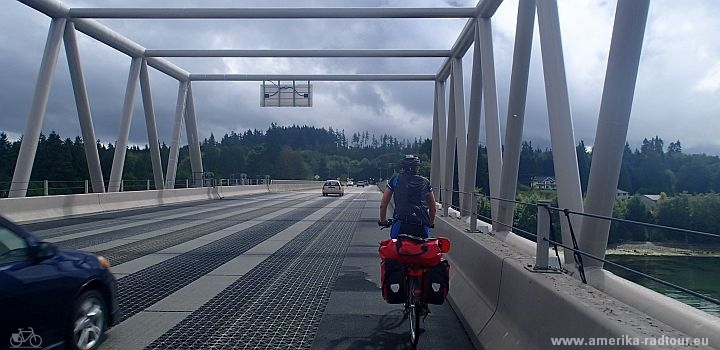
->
[{"left": 408, "top": 277, "right": 421, "bottom": 348}]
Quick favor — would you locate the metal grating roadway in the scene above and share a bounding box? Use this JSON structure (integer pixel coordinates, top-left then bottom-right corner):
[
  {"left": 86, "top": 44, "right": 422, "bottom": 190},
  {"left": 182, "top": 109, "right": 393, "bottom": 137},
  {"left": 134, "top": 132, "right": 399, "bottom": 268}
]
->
[
  {"left": 146, "top": 200, "right": 363, "bottom": 349},
  {"left": 116, "top": 204, "right": 322, "bottom": 322}
]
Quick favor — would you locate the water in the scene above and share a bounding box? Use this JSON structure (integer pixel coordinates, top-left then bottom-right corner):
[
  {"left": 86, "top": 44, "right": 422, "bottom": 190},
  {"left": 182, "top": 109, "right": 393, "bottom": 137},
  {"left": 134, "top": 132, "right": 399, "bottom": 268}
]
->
[{"left": 605, "top": 255, "right": 720, "bottom": 317}]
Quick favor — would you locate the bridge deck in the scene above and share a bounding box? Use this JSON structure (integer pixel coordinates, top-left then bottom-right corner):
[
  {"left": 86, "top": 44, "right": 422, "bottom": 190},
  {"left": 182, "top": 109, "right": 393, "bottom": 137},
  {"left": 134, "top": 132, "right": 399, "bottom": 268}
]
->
[{"left": 23, "top": 188, "right": 474, "bottom": 349}]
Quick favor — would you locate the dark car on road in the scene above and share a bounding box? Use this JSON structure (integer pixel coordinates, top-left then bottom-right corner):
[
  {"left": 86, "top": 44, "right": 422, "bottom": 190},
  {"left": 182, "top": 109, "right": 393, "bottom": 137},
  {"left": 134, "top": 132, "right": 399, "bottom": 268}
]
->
[{"left": 0, "top": 214, "right": 119, "bottom": 350}]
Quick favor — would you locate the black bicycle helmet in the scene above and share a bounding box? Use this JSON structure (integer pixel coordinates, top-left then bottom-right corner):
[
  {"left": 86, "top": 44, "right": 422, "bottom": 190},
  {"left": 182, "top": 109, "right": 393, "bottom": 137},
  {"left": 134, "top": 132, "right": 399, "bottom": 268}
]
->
[{"left": 401, "top": 154, "right": 420, "bottom": 168}]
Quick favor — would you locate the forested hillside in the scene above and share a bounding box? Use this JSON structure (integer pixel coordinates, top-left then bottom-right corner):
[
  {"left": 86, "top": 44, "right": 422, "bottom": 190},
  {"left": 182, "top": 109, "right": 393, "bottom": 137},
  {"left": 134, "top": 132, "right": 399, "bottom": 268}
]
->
[
  {"left": 0, "top": 123, "right": 432, "bottom": 185},
  {"left": 2, "top": 127, "right": 720, "bottom": 195},
  {"left": 2, "top": 126, "right": 720, "bottom": 243}
]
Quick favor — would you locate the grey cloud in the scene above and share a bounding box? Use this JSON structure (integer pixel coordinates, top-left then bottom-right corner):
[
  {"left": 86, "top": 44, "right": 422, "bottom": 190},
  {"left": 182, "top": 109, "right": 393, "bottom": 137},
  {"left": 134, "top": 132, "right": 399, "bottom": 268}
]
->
[{"left": 2, "top": 0, "right": 720, "bottom": 156}]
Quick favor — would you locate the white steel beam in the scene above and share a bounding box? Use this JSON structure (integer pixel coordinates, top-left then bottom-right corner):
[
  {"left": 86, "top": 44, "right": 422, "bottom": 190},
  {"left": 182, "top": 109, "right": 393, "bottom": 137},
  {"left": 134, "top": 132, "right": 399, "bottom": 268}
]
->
[
  {"left": 145, "top": 49, "right": 451, "bottom": 58},
  {"left": 71, "top": 19, "right": 144, "bottom": 57},
  {"left": 537, "top": 0, "right": 584, "bottom": 264},
  {"left": 9, "top": 18, "right": 66, "bottom": 198},
  {"left": 64, "top": 22, "right": 105, "bottom": 194},
  {"left": 189, "top": 74, "right": 435, "bottom": 81},
  {"left": 20, "top": 0, "right": 189, "bottom": 82},
  {"left": 70, "top": 19, "right": 189, "bottom": 81},
  {"left": 146, "top": 58, "right": 189, "bottom": 82},
  {"left": 437, "top": 19, "right": 475, "bottom": 81},
  {"left": 165, "top": 81, "right": 189, "bottom": 189},
  {"left": 430, "top": 81, "right": 445, "bottom": 199},
  {"left": 580, "top": 0, "right": 650, "bottom": 269},
  {"left": 478, "top": 17, "right": 503, "bottom": 222},
  {"left": 496, "top": 0, "right": 536, "bottom": 231},
  {"left": 443, "top": 75, "right": 458, "bottom": 216},
  {"left": 139, "top": 59, "right": 165, "bottom": 190},
  {"left": 67, "top": 7, "right": 476, "bottom": 19},
  {"left": 436, "top": 80, "right": 448, "bottom": 203},
  {"left": 437, "top": 0, "right": 504, "bottom": 81},
  {"left": 16, "top": 0, "right": 67, "bottom": 18},
  {"left": 451, "top": 58, "right": 468, "bottom": 212},
  {"left": 463, "top": 23, "right": 484, "bottom": 219},
  {"left": 184, "top": 83, "right": 204, "bottom": 187},
  {"left": 108, "top": 57, "right": 142, "bottom": 192}
]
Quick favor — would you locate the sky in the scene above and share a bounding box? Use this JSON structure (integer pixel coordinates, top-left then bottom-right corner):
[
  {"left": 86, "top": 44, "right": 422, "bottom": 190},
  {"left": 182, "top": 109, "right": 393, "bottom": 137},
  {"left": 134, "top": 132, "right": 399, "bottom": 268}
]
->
[{"left": 1, "top": 0, "right": 719, "bottom": 155}]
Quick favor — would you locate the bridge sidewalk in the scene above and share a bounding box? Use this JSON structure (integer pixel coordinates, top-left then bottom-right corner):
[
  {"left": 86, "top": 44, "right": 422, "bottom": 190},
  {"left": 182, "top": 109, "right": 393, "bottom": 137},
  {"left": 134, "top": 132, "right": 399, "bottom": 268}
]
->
[{"left": 310, "top": 192, "right": 474, "bottom": 349}]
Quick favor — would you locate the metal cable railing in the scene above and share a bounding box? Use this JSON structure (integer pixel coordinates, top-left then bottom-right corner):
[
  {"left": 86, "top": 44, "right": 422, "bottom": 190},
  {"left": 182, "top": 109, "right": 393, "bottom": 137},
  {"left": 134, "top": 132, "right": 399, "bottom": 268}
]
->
[
  {"left": 437, "top": 186, "right": 720, "bottom": 307},
  {"left": 0, "top": 177, "right": 275, "bottom": 198}
]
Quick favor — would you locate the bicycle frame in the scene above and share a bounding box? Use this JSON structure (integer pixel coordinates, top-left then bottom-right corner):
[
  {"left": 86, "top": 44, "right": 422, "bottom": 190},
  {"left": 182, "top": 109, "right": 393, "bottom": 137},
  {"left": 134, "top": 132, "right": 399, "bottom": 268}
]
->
[
  {"left": 404, "top": 265, "right": 426, "bottom": 348},
  {"left": 12, "top": 328, "right": 35, "bottom": 342}
]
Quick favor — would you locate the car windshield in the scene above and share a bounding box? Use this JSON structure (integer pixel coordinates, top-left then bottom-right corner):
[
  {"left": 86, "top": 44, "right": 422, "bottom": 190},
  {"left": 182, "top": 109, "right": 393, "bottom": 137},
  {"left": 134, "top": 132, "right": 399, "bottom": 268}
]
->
[{"left": 0, "top": 225, "right": 29, "bottom": 263}]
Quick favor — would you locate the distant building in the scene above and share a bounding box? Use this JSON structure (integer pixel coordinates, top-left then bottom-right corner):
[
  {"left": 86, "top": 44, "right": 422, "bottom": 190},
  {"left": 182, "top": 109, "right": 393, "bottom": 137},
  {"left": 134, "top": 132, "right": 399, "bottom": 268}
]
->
[
  {"left": 640, "top": 194, "right": 662, "bottom": 208},
  {"left": 615, "top": 189, "right": 629, "bottom": 201},
  {"left": 531, "top": 176, "right": 557, "bottom": 190}
]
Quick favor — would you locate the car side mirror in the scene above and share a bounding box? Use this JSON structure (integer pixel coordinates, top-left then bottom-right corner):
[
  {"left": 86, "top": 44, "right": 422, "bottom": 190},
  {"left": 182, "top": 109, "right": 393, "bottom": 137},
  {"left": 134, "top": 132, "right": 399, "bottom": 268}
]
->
[{"left": 35, "top": 242, "right": 57, "bottom": 260}]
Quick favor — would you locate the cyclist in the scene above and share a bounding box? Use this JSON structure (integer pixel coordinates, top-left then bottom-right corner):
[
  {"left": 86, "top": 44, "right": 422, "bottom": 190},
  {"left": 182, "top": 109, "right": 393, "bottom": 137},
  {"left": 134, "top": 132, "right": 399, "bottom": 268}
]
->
[
  {"left": 378, "top": 155, "right": 436, "bottom": 238},
  {"left": 378, "top": 155, "right": 437, "bottom": 319}
]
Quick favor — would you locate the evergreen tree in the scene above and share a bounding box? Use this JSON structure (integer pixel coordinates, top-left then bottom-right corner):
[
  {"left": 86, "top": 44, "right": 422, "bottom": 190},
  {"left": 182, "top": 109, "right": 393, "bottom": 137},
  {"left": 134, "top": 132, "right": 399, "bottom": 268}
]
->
[
  {"left": 576, "top": 140, "right": 591, "bottom": 195},
  {"left": 0, "top": 132, "right": 14, "bottom": 183}
]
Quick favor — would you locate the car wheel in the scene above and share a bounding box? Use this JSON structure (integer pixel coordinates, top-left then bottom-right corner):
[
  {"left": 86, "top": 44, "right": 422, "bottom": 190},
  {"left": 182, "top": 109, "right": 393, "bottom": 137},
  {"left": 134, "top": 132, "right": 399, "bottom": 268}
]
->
[{"left": 68, "top": 290, "right": 107, "bottom": 350}]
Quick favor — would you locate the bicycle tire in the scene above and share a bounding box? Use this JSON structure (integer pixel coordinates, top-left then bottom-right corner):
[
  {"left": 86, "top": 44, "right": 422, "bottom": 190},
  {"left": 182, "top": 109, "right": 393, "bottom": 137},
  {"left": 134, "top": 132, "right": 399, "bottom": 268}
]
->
[
  {"left": 30, "top": 334, "right": 42, "bottom": 347},
  {"left": 9, "top": 336, "right": 22, "bottom": 348},
  {"left": 408, "top": 277, "right": 421, "bottom": 348}
]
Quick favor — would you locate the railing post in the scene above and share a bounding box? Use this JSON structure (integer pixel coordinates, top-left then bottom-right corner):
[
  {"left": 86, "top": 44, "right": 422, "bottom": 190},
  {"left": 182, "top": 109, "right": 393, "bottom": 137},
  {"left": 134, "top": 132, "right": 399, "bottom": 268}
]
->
[
  {"left": 44, "top": 180, "right": 48, "bottom": 196},
  {"left": 147, "top": 179, "right": 151, "bottom": 190},
  {"left": 535, "top": 200, "right": 551, "bottom": 270},
  {"left": 186, "top": 179, "right": 189, "bottom": 188},
  {"left": 120, "top": 180, "right": 124, "bottom": 192},
  {"left": 85, "top": 180, "right": 89, "bottom": 194},
  {"left": 470, "top": 191, "right": 478, "bottom": 232},
  {"left": 526, "top": 200, "right": 561, "bottom": 274}
]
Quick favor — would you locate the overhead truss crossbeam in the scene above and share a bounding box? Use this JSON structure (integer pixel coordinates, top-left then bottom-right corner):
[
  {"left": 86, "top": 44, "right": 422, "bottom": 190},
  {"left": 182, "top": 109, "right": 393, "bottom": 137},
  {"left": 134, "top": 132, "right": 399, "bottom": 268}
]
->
[
  {"left": 145, "top": 49, "right": 452, "bottom": 58},
  {"left": 66, "top": 7, "right": 477, "bottom": 19},
  {"left": 189, "top": 74, "right": 435, "bottom": 82}
]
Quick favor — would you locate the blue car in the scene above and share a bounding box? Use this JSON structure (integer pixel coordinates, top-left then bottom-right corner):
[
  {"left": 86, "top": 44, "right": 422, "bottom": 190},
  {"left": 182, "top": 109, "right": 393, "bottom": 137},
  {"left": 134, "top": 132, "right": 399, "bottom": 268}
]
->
[{"left": 0, "top": 215, "right": 119, "bottom": 350}]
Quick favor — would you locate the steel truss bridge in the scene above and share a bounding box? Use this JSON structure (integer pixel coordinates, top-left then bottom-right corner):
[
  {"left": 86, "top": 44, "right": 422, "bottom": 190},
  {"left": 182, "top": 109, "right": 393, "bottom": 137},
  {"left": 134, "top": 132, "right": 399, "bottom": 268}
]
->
[{"left": 4, "top": 0, "right": 719, "bottom": 348}]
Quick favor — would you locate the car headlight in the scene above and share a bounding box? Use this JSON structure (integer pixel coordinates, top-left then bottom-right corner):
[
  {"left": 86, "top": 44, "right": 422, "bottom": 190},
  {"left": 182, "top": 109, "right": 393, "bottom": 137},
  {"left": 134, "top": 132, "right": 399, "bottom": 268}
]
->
[{"left": 97, "top": 255, "right": 111, "bottom": 269}]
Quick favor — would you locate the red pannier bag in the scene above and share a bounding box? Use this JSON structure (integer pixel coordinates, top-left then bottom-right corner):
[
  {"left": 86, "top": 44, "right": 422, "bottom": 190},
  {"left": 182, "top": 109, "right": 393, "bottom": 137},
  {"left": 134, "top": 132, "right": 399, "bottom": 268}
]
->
[{"left": 379, "top": 234, "right": 450, "bottom": 266}]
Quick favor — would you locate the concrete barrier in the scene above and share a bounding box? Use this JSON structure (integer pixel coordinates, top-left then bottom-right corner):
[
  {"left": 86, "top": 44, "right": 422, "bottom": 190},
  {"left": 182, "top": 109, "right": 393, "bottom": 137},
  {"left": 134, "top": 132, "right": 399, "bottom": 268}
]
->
[
  {"left": 0, "top": 181, "right": 320, "bottom": 223},
  {"left": 0, "top": 193, "right": 103, "bottom": 223},
  {"left": 97, "top": 188, "right": 211, "bottom": 212},
  {"left": 437, "top": 217, "right": 715, "bottom": 349}
]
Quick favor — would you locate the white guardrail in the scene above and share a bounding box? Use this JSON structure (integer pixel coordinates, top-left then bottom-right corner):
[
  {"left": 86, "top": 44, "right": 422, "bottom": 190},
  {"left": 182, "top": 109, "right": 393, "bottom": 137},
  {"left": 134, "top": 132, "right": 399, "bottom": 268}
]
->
[{"left": 437, "top": 210, "right": 718, "bottom": 349}]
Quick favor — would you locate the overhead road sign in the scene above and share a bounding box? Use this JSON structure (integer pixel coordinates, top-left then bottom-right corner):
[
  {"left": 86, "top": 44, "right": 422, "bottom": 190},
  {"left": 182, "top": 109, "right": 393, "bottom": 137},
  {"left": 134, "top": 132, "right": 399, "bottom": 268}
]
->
[{"left": 261, "top": 81, "right": 312, "bottom": 107}]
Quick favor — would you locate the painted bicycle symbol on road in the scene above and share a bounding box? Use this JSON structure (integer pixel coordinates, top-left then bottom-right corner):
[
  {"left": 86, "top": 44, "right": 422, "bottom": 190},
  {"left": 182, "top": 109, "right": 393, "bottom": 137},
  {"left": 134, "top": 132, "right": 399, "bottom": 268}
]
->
[{"left": 9, "top": 327, "right": 42, "bottom": 348}]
